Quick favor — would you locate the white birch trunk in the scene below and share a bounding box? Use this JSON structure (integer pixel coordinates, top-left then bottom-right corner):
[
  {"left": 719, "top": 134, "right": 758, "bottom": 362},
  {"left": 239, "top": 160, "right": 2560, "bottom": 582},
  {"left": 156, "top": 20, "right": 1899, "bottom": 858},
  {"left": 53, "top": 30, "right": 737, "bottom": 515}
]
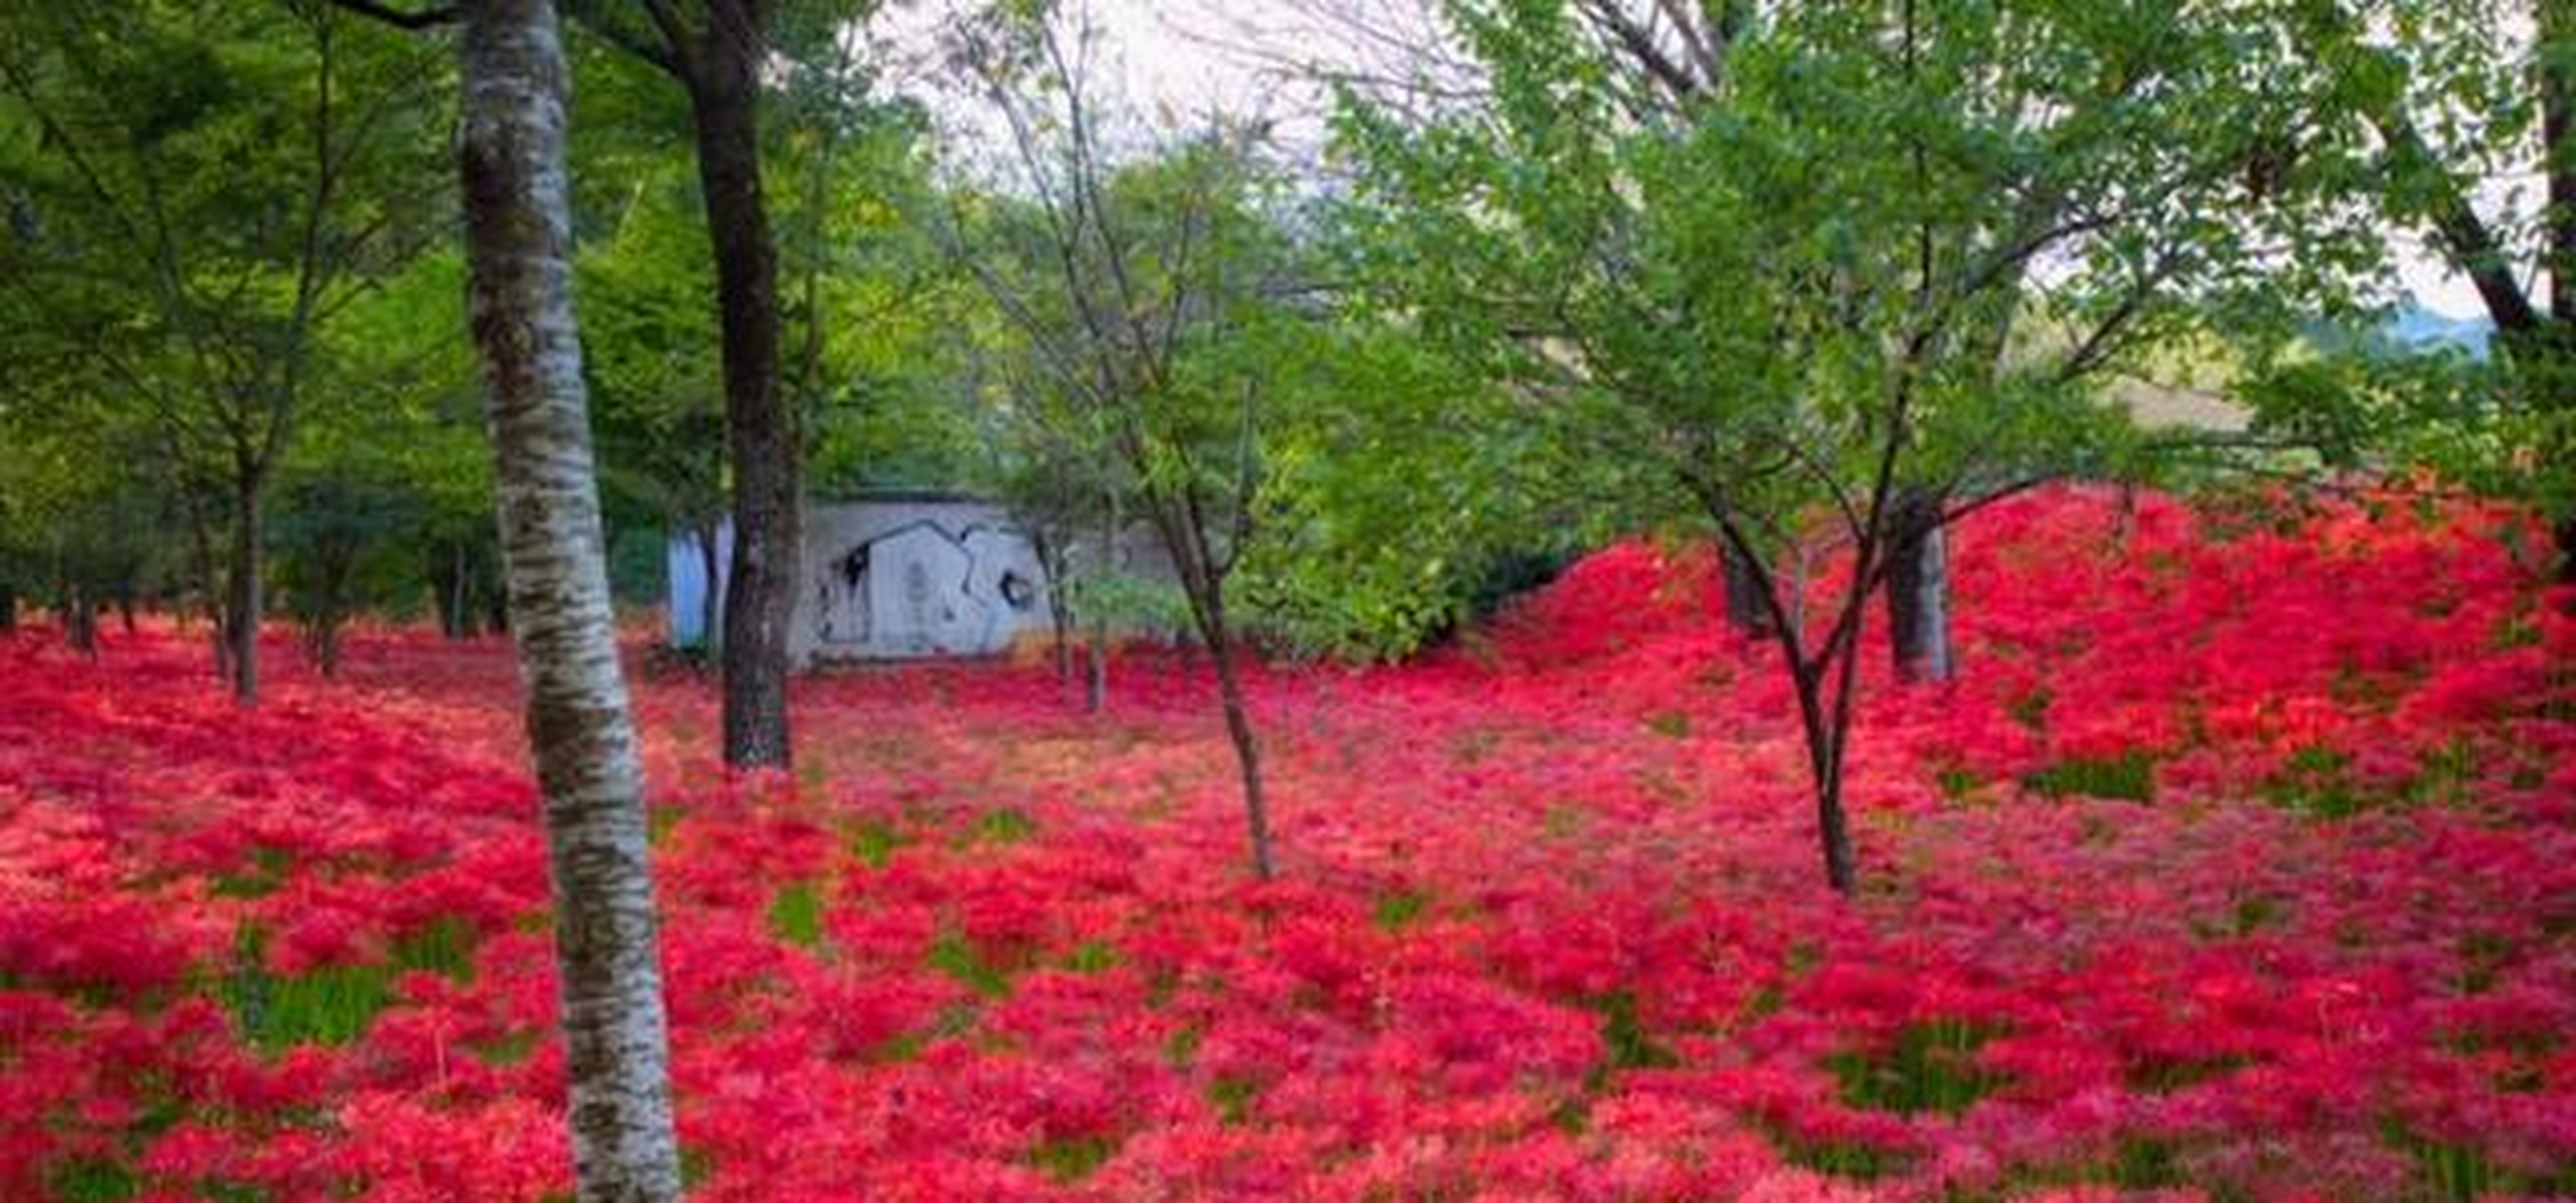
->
[{"left": 457, "top": 2, "right": 683, "bottom": 1197}]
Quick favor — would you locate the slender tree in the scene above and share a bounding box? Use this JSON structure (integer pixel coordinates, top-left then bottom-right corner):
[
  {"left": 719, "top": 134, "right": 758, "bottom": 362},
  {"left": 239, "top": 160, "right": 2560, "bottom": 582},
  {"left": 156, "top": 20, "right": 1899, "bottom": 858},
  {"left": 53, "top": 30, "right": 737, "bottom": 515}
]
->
[
  {"left": 457, "top": 0, "right": 683, "bottom": 1195},
  {"left": 560, "top": 0, "right": 806, "bottom": 768},
  {"left": 941, "top": 4, "right": 1293, "bottom": 879},
  {"left": 1338, "top": 0, "right": 2357, "bottom": 893}
]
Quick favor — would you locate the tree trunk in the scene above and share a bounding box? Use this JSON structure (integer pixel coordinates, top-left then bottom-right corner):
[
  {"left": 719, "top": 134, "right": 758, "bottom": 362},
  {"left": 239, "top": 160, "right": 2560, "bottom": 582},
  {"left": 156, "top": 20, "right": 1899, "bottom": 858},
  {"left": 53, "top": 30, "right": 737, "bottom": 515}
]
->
[
  {"left": 1202, "top": 614, "right": 1275, "bottom": 882},
  {"left": 116, "top": 581, "right": 137, "bottom": 635},
  {"left": 1085, "top": 498, "right": 1116, "bottom": 713},
  {"left": 228, "top": 474, "right": 264, "bottom": 706},
  {"left": 1039, "top": 532, "right": 1073, "bottom": 685},
  {"left": 457, "top": 4, "right": 683, "bottom": 1198},
  {"left": 688, "top": 12, "right": 798, "bottom": 770},
  {"left": 66, "top": 583, "right": 98, "bottom": 658},
  {"left": 1885, "top": 489, "right": 1953, "bottom": 682},
  {"left": 0, "top": 582, "right": 15, "bottom": 633},
  {"left": 1720, "top": 540, "right": 1772, "bottom": 637},
  {"left": 1782, "top": 657, "right": 1858, "bottom": 895}
]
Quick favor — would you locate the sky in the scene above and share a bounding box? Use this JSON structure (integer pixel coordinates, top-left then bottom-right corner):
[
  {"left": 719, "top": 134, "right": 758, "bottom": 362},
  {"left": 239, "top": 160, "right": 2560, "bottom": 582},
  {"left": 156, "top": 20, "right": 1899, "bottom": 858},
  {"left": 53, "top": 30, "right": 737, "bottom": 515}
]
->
[{"left": 873, "top": 0, "right": 2526, "bottom": 322}]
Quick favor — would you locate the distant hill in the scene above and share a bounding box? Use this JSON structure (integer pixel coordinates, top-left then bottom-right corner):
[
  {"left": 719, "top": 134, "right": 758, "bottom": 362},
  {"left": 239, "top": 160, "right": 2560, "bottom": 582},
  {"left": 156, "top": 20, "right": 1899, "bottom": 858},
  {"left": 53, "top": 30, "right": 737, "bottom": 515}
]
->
[
  {"left": 2305, "top": 304, "right": 2498, "bottom": 360},
  {"left": 2382, "top": 305, "right": 2495, "bottom": 357}
]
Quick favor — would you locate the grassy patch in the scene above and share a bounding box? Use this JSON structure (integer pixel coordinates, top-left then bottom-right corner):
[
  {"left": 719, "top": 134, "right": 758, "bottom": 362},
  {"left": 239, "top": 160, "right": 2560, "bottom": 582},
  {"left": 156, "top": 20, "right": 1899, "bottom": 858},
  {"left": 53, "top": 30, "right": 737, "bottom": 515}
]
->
[
  {"left": 2262, "top": 744, "right": 2363, "bottom": 818},
  {"left": 1206, "top": 1074, "right": 1262, "bottom": 1125},
  {"left": 1370, "top": 888, "right": 1429, "bottom": 931},
  {"left": 970, "top": 807, "right": 1037, "bottom": 847},
  {"left": 845, "top": 819, "right": 909, "bottom": 869},
  {"left": 209, "top": 846, "right": 294, "bottom": 899},
  {"left": 1029, "top": 1134, "right": 1119, "bottom": 1183},
  {"left": 221, "top": 919, "right": 478, "bottom": 1055},
  {"left": 767, "top": 880, "right": 827, "bottom": 949},
  {"left": 2125, "top": 1052, "right": 2248, "bottom": 1095},
  {"left": 647, "top": 805, "right": 684, "bottom": 849},
  {"left": 1588, "top": 990, "right": 1676, "bottom": 1088},
  {"left": 926, "top": 930, "right": 1013, "bottom": 998},
  {"left": 2022, "top": 751, "right": 2155, "bottom": 804},
  {"left": 1828, "top": 1016, "right": 2006, "bottom": 1116},
  {"left": 47, "top": 1157, "right": 138, "bottom": 1203},
  {"left": 1059, "top": 939, "right": 1121, "bottom": 974}
]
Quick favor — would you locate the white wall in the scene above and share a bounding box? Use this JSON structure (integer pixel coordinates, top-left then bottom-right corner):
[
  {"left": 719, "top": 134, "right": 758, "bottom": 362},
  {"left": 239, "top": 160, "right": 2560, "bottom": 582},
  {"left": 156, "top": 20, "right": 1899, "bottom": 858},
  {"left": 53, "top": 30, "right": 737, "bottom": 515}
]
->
[{"left": 794, "top": 499, "right": 1051, "bottom": 664}]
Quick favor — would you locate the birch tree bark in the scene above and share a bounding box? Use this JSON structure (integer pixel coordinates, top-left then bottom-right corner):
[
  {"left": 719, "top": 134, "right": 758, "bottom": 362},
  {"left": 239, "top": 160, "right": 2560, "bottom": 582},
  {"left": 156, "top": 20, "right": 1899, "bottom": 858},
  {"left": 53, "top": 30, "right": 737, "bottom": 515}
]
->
[{"left": 456, "top": 1, "right": 683, "bottom": 1196}]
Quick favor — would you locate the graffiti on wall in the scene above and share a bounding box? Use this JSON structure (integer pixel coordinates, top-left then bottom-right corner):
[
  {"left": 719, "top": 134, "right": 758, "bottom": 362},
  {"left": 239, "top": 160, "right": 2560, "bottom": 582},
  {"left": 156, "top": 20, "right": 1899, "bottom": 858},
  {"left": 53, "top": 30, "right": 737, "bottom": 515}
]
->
[{"left": 813, "top": 520, "right": 1044, "bottom": 656}]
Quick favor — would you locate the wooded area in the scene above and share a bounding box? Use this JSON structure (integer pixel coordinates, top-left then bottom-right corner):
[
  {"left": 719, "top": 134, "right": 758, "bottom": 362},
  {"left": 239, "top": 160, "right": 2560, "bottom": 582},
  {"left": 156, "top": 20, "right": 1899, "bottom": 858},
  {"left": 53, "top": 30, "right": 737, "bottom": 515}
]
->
[{"left": 3, "top": 1, "right": 2572, "bottom": 1199}]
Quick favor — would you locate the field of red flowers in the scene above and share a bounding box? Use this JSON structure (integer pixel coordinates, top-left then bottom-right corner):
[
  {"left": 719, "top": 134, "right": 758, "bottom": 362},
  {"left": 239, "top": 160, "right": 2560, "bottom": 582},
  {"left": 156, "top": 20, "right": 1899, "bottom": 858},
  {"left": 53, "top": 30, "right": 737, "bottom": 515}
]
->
[{"left": 4, "top": 487, "right": 2573, "bottom": 1201}]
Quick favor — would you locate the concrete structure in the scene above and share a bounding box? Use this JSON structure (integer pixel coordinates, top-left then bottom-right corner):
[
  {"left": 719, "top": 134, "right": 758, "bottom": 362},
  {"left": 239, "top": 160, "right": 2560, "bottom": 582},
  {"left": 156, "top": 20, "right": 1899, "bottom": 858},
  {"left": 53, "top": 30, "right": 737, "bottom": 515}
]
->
[{"left": 670, "top": 492, "right": 1056, "bottom": 664}]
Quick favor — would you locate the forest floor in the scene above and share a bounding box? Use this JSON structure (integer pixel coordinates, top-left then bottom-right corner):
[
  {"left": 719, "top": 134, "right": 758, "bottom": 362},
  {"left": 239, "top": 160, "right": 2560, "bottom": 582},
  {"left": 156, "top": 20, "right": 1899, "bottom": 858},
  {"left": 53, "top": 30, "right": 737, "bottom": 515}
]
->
[{"left": 4, "top": 486, "right": 2574, "bottom": 1202}]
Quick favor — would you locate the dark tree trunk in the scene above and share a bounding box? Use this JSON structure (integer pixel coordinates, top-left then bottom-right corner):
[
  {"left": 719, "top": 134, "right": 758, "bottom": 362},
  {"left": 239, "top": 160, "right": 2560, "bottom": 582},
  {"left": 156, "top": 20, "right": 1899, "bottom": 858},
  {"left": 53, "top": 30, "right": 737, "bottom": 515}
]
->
[
  {"left": 457, "top": 2, "right": 684, "bottom": 1196},
  {"left": 0, "top": 582, "right": 15, "bottom": 633},
  {"left": 66, "top": 583, "right": 98, "bottom": 658},
  {"left": 2544, "top": 0, "right": 2576, "bottom": 582},
  {"left": 1885, "top": 489, "right": 1953, "bottom": 682},
  {"left": 1202, "top": 611, "right": 1274, "bottom": 882},
  {"left": 1720, "top": 540, "right": 1772, "bottom": 637},
  {"left": 227, "top": 474, "right": 264, "bottom": 706},
  {"left": 116, "top": 581, "right": 137, "bottom": 635},
  {"left": 1037, "top": 531, "right": 1073, "bottom": 685},
  {"left": 2559, "top": 510, "right": 2576, "bottom": 588},
  {"left": 485, "top": 573, "right": 510, "bottom": 634},
  {"left": 431, "top": 542, "right": 468, "bottom": 638},
  {"left": 1086, "top": 622, "right": 1109, "bottom": 713},
  {"left": 688, "top": 11, "right": 798, "bottom": 770}
]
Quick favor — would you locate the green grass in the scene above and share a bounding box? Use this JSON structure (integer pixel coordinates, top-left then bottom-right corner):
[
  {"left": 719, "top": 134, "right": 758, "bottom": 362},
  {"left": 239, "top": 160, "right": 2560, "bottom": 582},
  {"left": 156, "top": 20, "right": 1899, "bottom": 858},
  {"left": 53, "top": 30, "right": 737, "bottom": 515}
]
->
[
  {"left": 1029, "top": 1134, "right": 1119, "bottom": 1183},
  {"left": 1934, "top": 765, "right": 1984, "bottom": 804},
  {"left": 2022, "top": 750, "right": 2156, "bottom": 803},
  {"left": 1592, "top": 990, "right": 1677, "bottom": 1084},
  {"left": 1828, "top": 1016, "right": 2007, "bottom": 1117},
  {"left": 2263, "top": 744, "right": 2363, "bottom": 818},
  {"left": 220, "top": 918, "right": 479, "bottom": 1055},
  {"left": 926, "top": 929, "right": 1013, "bottom": 998},
  {"left": 1370, "top": 888, "right": 1429, "bottom": 930},
  {"left": 971, "top": 807, "right": 1037, "bottom": 847},
  {"left": 1206, "top": 1074, "right": 1262, "bottom": 1125},
  {"left": 767, "top": 880, "right": 827, "bottom": 949},
  {"left": 209, "top": 846, "right": 294, "bottom": 899},
  {"left": 1059, "top": 939, "right": 1122, "bottom": 974},
  {"left": 845, "top": 819, "right": 909, "bottom": 868},
  {"left": 47, "top": 1157, "right": 138, "bottom": 1203}
]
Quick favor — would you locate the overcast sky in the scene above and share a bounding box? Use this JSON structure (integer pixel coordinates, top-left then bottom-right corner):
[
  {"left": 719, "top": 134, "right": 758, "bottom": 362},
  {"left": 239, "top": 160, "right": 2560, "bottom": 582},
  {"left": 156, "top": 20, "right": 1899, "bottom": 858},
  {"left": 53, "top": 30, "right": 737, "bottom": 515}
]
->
[{"left": 873, "top": 0, "right": 2522, "bottom": 321}]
